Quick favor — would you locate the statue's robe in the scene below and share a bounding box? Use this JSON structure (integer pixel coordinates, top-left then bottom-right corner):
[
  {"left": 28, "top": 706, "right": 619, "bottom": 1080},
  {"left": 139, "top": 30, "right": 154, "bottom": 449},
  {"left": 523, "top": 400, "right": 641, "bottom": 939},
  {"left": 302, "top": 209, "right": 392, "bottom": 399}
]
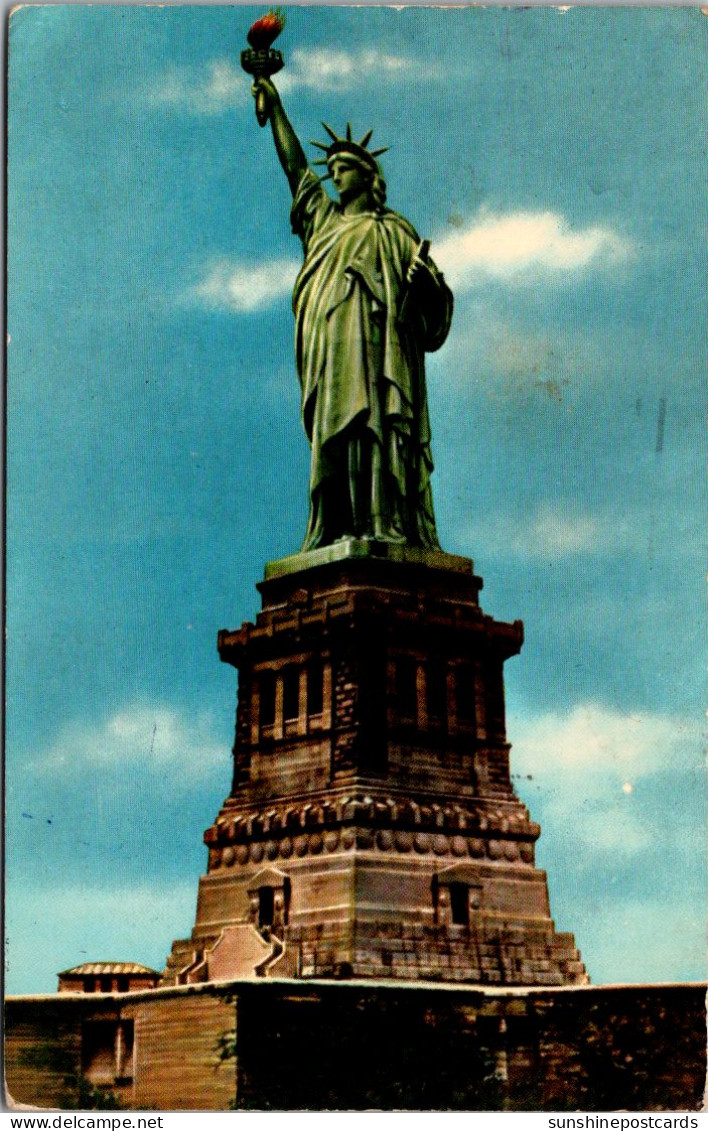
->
[{"left": 291, "top": 169, "right": 453, "bottom": 551}]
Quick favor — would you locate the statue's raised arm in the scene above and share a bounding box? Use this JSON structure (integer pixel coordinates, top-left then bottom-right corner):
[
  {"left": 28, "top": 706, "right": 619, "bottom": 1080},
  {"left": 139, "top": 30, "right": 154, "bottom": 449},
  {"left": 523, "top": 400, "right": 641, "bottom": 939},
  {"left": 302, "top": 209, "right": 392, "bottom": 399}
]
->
[
  {"left": 251, "top": 77, "right": 308, "bottom": 196},
  {"left": 241, "top": 21, "right": 453, "bottom": 553}
]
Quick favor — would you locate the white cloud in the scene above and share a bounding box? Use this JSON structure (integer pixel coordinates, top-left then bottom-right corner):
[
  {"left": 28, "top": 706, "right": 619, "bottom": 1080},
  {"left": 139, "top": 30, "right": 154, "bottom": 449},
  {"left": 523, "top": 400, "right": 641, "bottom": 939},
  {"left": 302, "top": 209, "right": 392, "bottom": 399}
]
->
[
  {"left": 278, "top": 47, "right": 423, "bottom": 95},
  {"left": 461, "top": 504, "right": 625, "bottom": 560},
  {"left": 520, "top": 507, "right": 604, "bottom": 555},
  {"left": 151, "top": 60, "right": 245, "bottom": 114},
  {"left": 512, "top": 704, "right": 700, "bottom": 779},
  {"left": 435, "top": 210, "right": 632, "bottom": 287},
  {"left": 456, "top": 495, "right": 702, "bottom": 566},
  {"left": 151, "top": 48, "right": 427, "bottom": 114},
  {"left": 192, "top": 258, "right": 299, "bottom": 312},
  {"left": 29, "top": 704, "right": 228, "bottom": 784},
  {"left": 509, "top": 704, "right": 704, "bottom": 856},
  {"left": 193, "top": 212, "right": 629, "bottom": 318}
]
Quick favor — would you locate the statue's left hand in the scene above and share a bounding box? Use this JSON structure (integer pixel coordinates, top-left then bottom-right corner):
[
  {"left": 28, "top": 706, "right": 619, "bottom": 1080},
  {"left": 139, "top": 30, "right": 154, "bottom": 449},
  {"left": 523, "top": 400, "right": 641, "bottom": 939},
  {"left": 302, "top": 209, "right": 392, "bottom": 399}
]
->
[
  {"left": 406, "top": 239, "right": 435, "bottom": 291},
  {"left": 406, "top": 256, "right": 434, "bottom": 288}
]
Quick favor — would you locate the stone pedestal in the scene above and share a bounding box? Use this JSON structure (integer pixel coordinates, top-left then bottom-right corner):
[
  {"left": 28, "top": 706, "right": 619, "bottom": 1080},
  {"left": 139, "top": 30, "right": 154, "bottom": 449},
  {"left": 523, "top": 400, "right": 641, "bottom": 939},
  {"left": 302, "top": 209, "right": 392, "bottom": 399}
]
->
[{"left": 164, "top": 541, "right": 587, "bottom": 986}]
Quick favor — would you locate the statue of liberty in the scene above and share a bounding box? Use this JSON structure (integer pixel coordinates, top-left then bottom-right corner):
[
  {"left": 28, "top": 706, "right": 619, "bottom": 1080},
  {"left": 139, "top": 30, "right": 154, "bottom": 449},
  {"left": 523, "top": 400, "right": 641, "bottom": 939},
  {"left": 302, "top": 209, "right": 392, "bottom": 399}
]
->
[{"left": 250, "top": 72, "right": 453, "bottom": 552}]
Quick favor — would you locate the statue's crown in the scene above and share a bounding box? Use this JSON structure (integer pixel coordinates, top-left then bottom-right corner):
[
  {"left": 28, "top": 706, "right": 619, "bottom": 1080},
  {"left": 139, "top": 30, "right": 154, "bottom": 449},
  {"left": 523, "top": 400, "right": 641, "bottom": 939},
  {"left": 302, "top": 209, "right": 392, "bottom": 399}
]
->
[{"left": 311, "top": 123, "right": 388, "bottom": 179}]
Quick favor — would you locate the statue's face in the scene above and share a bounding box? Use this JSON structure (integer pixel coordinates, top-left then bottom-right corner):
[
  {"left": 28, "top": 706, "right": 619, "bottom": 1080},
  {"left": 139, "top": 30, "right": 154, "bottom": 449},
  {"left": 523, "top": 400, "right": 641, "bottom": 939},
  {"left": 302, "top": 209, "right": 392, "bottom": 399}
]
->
[{"left": 330, "top": 158, "right": 372, "bottom": 204}]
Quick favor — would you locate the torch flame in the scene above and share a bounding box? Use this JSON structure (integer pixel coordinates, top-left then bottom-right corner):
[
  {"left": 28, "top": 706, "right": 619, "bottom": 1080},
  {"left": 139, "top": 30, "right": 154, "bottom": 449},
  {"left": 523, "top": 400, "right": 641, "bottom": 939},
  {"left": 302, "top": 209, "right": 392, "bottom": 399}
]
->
[{"left": 247, "top": 8, "right": 286, "bottom": 51}]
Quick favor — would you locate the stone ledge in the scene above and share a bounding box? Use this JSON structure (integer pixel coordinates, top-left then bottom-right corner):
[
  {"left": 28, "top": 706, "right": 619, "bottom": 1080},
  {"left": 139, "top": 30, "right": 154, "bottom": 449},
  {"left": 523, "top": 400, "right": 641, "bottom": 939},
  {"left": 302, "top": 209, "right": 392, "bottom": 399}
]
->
[
  {"left": 204, "top": 792, "right": 541, "bottom": 854},
  {"left": 8, "top": 977, "right": 705, "bottom": 1003},
  {"left": 263, "top": 538, "right": 475, "bottom": 581}
]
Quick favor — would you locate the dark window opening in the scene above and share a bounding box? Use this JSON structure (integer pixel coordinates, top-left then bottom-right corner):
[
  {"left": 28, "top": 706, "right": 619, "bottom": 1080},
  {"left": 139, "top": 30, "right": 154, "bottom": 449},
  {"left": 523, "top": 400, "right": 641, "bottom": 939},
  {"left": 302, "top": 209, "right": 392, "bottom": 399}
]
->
[
  {"left": 307, "top": 660, "right": 324, "bottom": 716},
  {"left": 99, "top": 976, "right": 112, "bottom": 993},
  {"left": 449, "top": 883, "right": 470, "bottom": 926},
  {"left": 116, "top": 975, "right": 129, "bottom": 993},
  {"left": 426, "top": 662, "right": 447, "bottom": 723},
  {"left": 283, "top": 666, "right": 300, "bottom": 721},
  {"left": 487, "top": 666, "right": 506, "bottom": 736},
  {"left": 82, "top": 1021, "right": 117, "bottom": 1083},
  {"left": 258, "top": 886, "right": 275, "bottom": 928},
  {"left": 259, "top": 670, "right": 276, "bottom": 728},
  {"left": 395, "top": 656, "right": 418, "bottom": 719},
  {"left": 83, "top": 977, "right": 95, "bottom": 993},
  {"left": 81, "top": 1020, "right": 134, "bottom": 1085},
  {"left": 454, "top": 665, "right": 475, "bottom": 724}
]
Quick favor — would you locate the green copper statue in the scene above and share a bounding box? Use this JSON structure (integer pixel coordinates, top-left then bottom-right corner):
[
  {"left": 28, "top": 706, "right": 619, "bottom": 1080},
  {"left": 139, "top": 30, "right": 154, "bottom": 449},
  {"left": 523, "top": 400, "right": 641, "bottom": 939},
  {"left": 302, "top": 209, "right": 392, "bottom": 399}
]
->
[{"left": 251, "top": 74, "right": 453, "bottom": 551}]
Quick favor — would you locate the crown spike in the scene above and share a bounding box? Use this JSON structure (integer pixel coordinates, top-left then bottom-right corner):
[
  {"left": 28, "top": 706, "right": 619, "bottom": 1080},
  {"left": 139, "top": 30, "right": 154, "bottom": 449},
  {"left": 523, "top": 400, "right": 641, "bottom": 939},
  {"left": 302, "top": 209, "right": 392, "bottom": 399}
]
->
[
  {"left": 312, "top": 159, "right": 329, "bottom": 166},
  {"left": 321, "top": 121, "right": 342, "bottom": 142},
  {"left": 310, "top": 140, "right": 331, "bottom": 152},
  {"left": 346, "top": 122, "right": 353, "bottom": 141},
  {"left": 359, "top": 128, "right": 374, "bottom": 148},
  {"left": 370, "top": 147, "right": 389, "bottom": 158}
]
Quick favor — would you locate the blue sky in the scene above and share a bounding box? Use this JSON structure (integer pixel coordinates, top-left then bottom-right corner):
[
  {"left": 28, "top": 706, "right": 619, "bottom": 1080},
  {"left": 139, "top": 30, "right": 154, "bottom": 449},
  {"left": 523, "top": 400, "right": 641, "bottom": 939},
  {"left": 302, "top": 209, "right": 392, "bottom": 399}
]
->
[{"left": 6, "top": 5, "right": 707, "bottom": 994}]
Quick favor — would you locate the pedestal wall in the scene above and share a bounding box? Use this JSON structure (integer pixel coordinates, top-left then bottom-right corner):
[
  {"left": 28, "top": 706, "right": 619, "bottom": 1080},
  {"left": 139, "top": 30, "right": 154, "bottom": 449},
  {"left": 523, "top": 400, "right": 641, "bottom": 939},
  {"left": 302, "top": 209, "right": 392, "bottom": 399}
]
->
[
  {"left": 164, "top": 544, "right": 587, "bottom": 987},
  {"left": 6, "top": 981, "right": 705, "bottom": 1111}
]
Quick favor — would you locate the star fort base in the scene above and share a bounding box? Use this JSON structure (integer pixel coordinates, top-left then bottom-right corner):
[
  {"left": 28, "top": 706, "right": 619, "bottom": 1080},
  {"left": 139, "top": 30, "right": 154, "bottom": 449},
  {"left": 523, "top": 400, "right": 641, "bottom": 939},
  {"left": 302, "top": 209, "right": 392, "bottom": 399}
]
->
[{"left": 164, "top": 540, "right": 587, "bottom": 988}]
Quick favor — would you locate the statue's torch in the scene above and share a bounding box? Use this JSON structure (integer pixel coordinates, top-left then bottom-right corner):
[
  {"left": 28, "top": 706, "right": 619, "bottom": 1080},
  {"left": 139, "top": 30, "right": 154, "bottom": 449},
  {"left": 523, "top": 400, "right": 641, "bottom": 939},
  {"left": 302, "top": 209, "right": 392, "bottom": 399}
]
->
[{"left": 241, "top": 9, "right": 285, "bottom": 127}]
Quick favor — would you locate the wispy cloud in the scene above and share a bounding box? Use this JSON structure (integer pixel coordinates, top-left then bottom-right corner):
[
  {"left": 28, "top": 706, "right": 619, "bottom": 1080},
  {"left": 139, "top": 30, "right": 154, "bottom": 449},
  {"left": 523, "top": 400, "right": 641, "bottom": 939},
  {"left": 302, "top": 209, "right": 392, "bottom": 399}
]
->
[
  {"left": 510, "top": 704, "right": 704, "bottom": 856},
  {"left": 460, "top": 504, "right": 625, "bottom": 560},
  {"left": 455, "top": 495, "right": 702, "bottom": 565},
  {"left": 151, "top": 48, "right": 428, "bottom": 114},
  {"left": 523, "top": 508, "right": 603, "bottom": 554},
  {"left": 278, "top": 47, "right": 426, "bottom": 95},
  {"left": 28, "top": 704, "right": 227, "bottom": 785},
  {"left": 190, "top": 211, "right": 629, "bottom": 317},
  {"left": 512, "top": 704, "right": 699, "bottom": 780},
  {"left": 435, "top": 210, "right": 632, "bottom": 288},
  {"left": 191, "top": 258, "right": 299, "bottom": 312},
  {"left": 8, "top": 705, "right": 227, "bottom": 966},
  {"left": 151, "top": 60, "right": 245, "bottom": 114}
]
